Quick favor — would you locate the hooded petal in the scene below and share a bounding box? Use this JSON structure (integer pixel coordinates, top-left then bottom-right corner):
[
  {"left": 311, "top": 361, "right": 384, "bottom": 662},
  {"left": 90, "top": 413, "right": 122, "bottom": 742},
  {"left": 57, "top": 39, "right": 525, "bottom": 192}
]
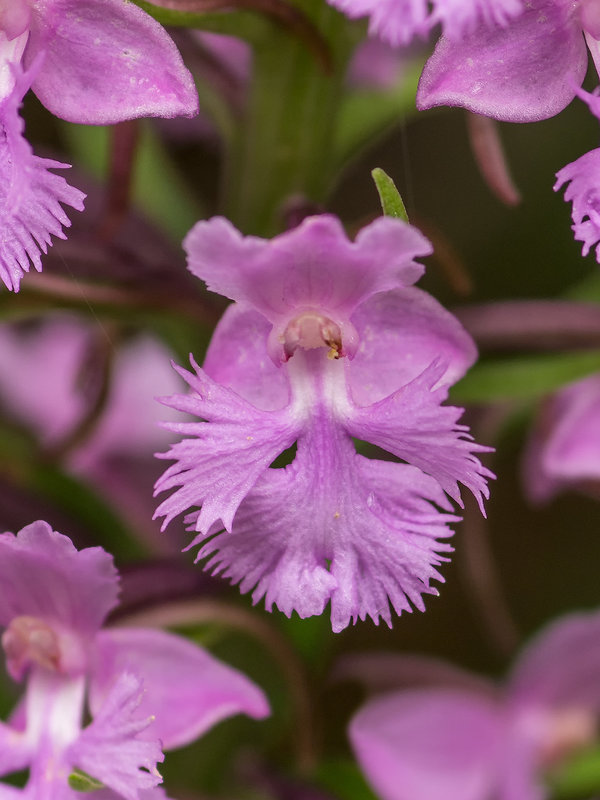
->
[
  {"left": 417, "top": 0, "right": 587, "bottom": 122},
  {"left": 192, "top": 411, "right": 458, "bottom": 632},
  {"left": 67, "top": 673, "right": 164, "bottom": 800},
  {"left": 90, "top": 627, "right": 269, "bottom": 750},
  {"left": 348, "top": 286, "right": 478, "bottom": 406},
  {"left": 344, "top": 361, "right": 493, "bottom": 510},
  {"left": 349, "top": 688, "right": 502, "bottom": 800},
  {"left": 184, "top": 216, "right": 431, "bottom": 361},
  {"left": 0, "top": 521, "right": 119, "bottom": 640},
  {"left": 0, "top": 64, "right": 85, "bottom": 292},
  {"left": 154, "top": 357, "right": 300, "bottom": 533},
  {"left": 508, "top": 610, "right": 600, "bottom": 710},
  {"left": 26, "top": 0, "right": 198, "bottom": 123}
]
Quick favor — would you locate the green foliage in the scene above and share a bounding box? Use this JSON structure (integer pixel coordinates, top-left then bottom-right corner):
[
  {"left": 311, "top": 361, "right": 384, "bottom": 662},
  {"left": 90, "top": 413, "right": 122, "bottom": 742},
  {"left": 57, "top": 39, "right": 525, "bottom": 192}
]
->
[{"left": 450, "top": 350, "right": 600, "bottom": 403}]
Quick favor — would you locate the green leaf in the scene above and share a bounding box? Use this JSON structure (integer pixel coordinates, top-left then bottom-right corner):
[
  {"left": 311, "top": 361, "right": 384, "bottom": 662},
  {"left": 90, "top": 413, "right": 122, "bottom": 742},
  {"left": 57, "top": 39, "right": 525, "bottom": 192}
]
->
[
  {"left": 548, "top": 744, "right": 600, "bottom": 799},
  {"left": 68, "top": 769, "right": 105, "bottom": 792},
  {"left": 450, "top": 350, "right": 600, "bottom": 404},
  {"left": 371, "top": 167, "right": 408, "bottom": 221},
  {"left": 223, "top": 0, "right": 356, "bottom": 235}
]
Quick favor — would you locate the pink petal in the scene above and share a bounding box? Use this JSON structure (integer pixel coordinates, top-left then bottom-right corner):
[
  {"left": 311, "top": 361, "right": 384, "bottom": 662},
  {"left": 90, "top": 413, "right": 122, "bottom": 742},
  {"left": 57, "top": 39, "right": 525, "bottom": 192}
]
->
[
  {"left": 417, "top": 0, "right": 587, "bottom": 122},
  {"left": 68, "top": 673, "right": 163, "bottom": 800},
  {"left": 522, "top": 376, "right": 600, "bottom": 502},
  {"left": 27, "top": 0, "right": 198, "bottom": 124},
  {"left": 0, "top": 66, "right": 85, "bottom": 292},
  {"left": 345, "top": 361, "right": 493, "bottom": 511},
  {"left": 184, "top": 215, "right": 431, "bottom": 361},
  {"left": 154, "top": 358, "right": 299, "bottom": 533},
  {"left": 555, "top": 147, "right": 600, "bottom": 262},
  {"left": 202, "top": 305, "right": 290, "bottom": 411},
  {"left": 508, "top": 610, "right": 600, "bottom": 710},
  {"left": 0, "top": 521, "right": 119, "bottom": 639},
  {"left": 193, "top": 413, "right": 458, "bottom": 632},
  {"left": 348, "top": 286, "right": 478, "bottom": 406},
  {"left": 90, "top": 627, "right": 269, "bottom": 750},
  {"left": 350, "top": 688, "right": 502, "bottom": 800}
]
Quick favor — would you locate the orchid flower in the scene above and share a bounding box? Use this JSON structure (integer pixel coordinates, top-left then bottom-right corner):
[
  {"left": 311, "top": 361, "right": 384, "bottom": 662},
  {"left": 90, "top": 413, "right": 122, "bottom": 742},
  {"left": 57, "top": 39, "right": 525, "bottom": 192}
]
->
[
  {"left": 154, "top": 214, "right": 492, "bottom": 632},
  {"left": 0, "top": 520, "right": 269, "bottom": 798},
  {"left": 0, "top": 0, "right": 198, "bottom": 291},
  {"left": 350, "top": 611, "right": 600, "bottom": 800}
]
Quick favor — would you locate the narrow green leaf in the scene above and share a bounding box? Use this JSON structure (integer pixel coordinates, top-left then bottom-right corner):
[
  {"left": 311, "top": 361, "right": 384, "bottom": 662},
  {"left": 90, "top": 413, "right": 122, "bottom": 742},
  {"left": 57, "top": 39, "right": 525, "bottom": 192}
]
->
[
  {"left": 68, "top": 769, "right": 105, "bottom": 792},
  {"left": 450, "top": 350, "right": 600, "bottom": 404},
  {"left": 371, "top": 167, "right": 409, "bottom": 221}
]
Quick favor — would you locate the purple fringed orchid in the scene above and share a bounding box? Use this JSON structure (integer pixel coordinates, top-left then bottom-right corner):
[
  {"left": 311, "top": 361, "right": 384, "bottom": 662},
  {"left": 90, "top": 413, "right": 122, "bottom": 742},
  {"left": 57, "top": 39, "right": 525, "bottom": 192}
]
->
[
  {"left": 554, "top": 87, "right": 600, "bottom": 262},
  {"left": 350, "top": 611, "right": 600, "bottom": 800},
  {"left": 326, "top": 0, "right": 524, "bottom": 47},
  {"left": 416, "top": 0, "right": 599, "bottom": 123},
  {"left": 0, "top": 0, "right": 198, "bottom": 292},
  {"left": 522, "top": 374, "right": 600, "bottom": 503},
  {"left": 0, "top": 520, "right": 269, "bottom": 798},
  {"left": 154, "top": 214, "right": 492, "bottom": 632}
]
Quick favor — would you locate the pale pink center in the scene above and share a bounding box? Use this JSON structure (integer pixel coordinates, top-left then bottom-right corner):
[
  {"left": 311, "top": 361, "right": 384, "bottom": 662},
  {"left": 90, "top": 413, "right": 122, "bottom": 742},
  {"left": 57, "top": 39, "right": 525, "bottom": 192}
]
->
[
  {"left": 2, "top": 615, "right": 61, "bottom": 679},
  {"left": 283, "top": 311, "right": 343, "bottom": 360}
]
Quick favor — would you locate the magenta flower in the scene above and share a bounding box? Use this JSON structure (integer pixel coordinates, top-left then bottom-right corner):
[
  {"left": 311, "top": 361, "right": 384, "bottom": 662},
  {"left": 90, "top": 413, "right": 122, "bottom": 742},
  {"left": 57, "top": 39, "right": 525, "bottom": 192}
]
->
[
  {"left": 0, "top": 520, "right": 269, "bottom": 798},
  {"left": 0, "top": 62, "right": 85, "bottom": 292},
  {"left": 350, "top": 611, "right": 600, "bottom": 800},
  {"left": 416, "top": 0, "right": 596, "bottom": 123},
  {"left": 0, "top": 0, "right": 198, "bottom": 291},
  {"left": 326, "top": 0, "right": 523, "bottom": 47},
  {"left": 522, "top": 374, "right": 600, "bottom": 503},
  {"left": 554, "top": 87, "right": 600, "bottom": 263},
  {"left": 154, "top": 214, "right": 492, "bottom": 632}
]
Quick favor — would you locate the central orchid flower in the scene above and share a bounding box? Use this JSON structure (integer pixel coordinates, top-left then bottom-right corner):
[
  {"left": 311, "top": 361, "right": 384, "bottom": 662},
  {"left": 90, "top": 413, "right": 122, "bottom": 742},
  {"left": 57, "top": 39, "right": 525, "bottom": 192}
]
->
[
  {"left": 154, "top": 214, "right": 492, "bottom": 632},
  {"left": 0, "top": 0, "right": 198, "bottom": 292}
]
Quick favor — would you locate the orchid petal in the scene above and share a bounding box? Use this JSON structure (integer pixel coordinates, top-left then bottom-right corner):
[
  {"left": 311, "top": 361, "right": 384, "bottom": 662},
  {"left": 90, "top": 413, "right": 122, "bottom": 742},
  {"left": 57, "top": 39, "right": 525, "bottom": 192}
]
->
[
  {"left": 27, "top": 0, "right": 198, "bottom": 123},
  {"left": 350, "top": 688, "right": 502, "bottom": 800},
  {"left": 91, "top": 627, "right": 269, "bottom": 750},
  {"left": 417, "top": 0, "right": 587, "bottom": 122}
]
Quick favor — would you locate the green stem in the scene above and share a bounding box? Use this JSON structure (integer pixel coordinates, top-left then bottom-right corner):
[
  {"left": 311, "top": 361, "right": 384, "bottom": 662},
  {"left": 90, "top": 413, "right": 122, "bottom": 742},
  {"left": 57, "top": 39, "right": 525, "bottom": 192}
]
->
[{"left": 223, "top": 1, "right": 355, "bottom": 235}]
